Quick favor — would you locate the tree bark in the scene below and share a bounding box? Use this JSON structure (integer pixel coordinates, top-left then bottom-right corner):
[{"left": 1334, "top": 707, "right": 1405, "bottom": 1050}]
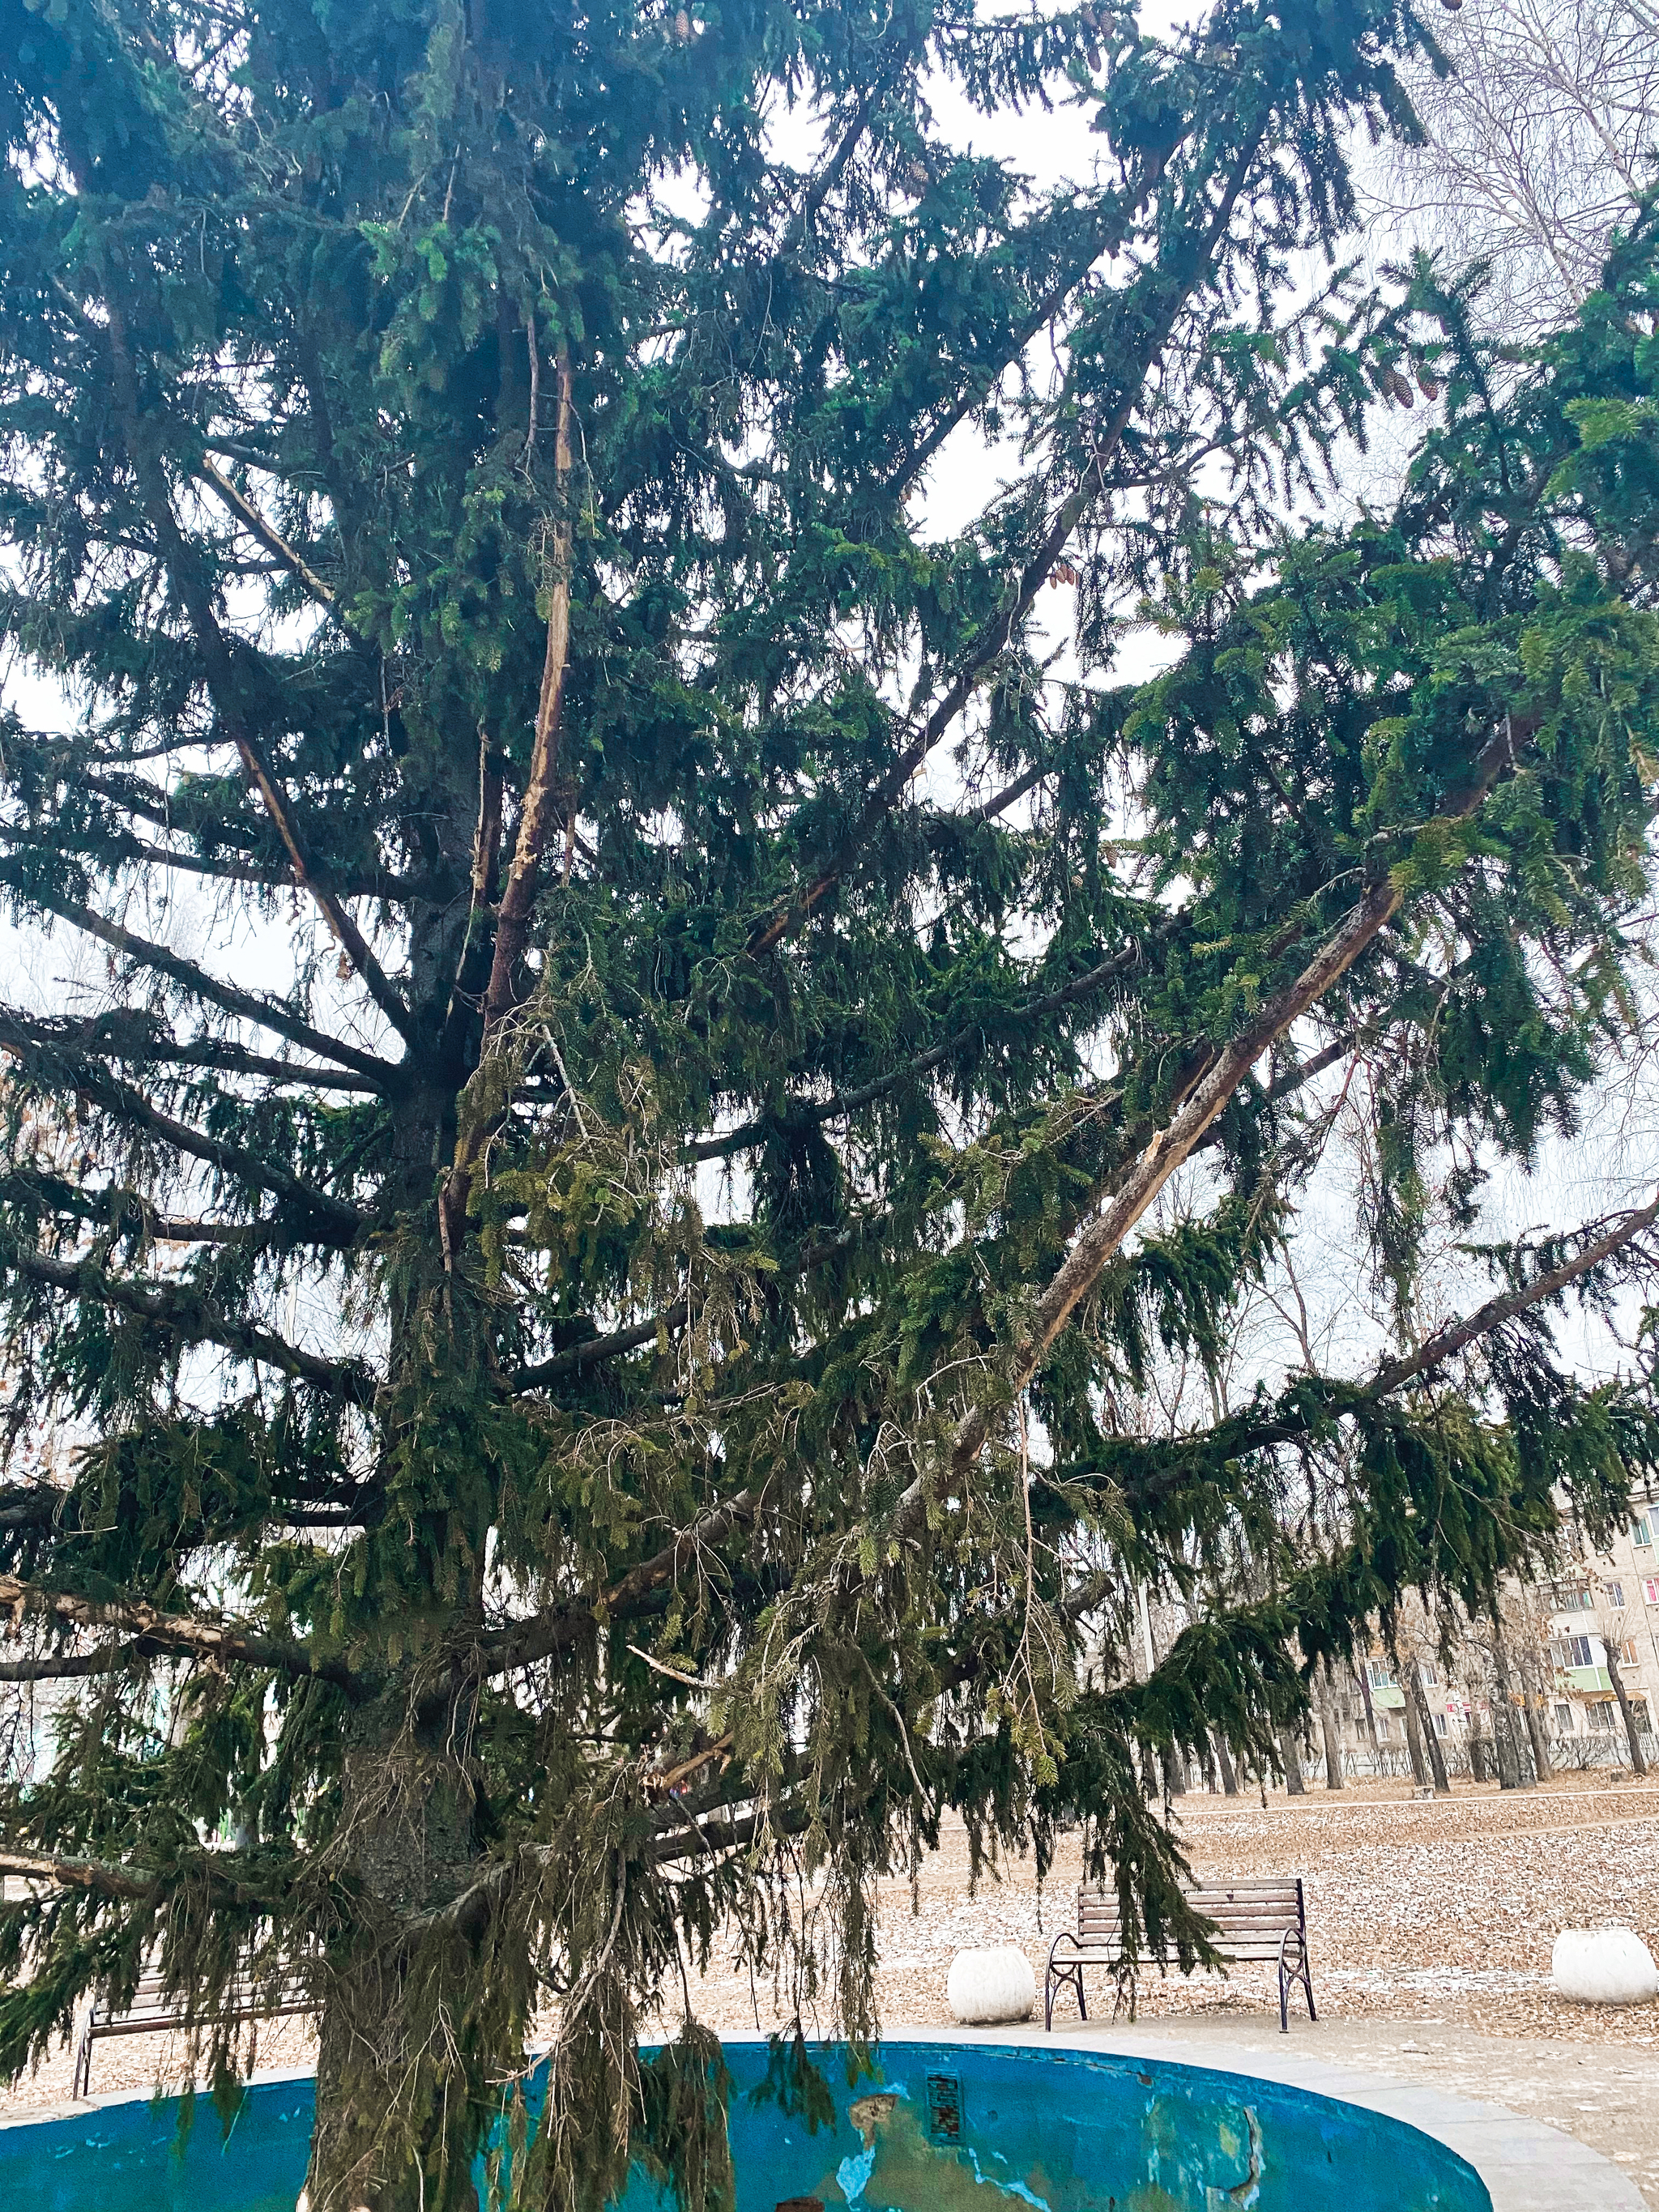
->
[
  {"left": 1317, "top": 1666, "right": 1346, "bottom": 1790},
  {"left": 1399, "top": 1665, "right": 1429, "bottom": 1788},
  {"left": 1605, "top": 1643, "right": 1649, "bottom": 1775},
  {"left": 1278, "top": 1723, "right": 1306, "bottom": 1796},
  {"left": 1409, "top": 1662, "right": 1452, "bottom": 1795},
  {"left": 1521, "top": 1677, "right": 1554, "bottom": 1785},
  {"left": 1488, "top": 1613, "right": 1530, "bottom": 1788},
  {"left": 1355, "top": 1661, "right": 1382, "bottom": 1763},
  {"left": 1213, "top": 1732, "right": 1239, "bottom": 1796}
]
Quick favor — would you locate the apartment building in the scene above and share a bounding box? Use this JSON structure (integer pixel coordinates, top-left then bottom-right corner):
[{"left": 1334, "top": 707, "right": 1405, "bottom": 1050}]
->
[{"left": 1543, "top": 1482, "right": 1659, "bottom": 1744}]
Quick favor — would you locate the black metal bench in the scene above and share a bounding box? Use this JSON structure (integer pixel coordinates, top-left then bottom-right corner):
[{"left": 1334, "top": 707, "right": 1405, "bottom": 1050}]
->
[
  {"left": 1045, "top": 1877, "right": 1316, "bottom": 2034},
  {"left": 71, "top": 1965, "right": 314, "bottom": 2097}
]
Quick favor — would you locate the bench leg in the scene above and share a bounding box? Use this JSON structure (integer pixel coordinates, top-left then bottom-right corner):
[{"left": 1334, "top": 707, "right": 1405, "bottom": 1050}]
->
[
  {"left": 1045, "top": 1961, "right": 1086, "bottom": 2031},
  {"left": 1278, "top": 1962, "right": 1290, "bottom": 2034}
]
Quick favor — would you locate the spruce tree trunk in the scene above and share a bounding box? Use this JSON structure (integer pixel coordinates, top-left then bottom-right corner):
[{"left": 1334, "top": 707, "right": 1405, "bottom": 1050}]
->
[
  {"left": 1318, "top": 1668, "right": 1346, "bottom": 1790},
  {"left": 307, "top": 1709, "right": 486, "bottom": 2212},
  {"left": 1606, "top": 1646, "right": 1649, "bottom": 1775}
]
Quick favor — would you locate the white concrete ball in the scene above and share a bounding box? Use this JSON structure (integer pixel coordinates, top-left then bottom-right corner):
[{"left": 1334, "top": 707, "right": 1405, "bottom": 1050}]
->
[
  {"left": 946, "top": 1945, "right": 1035, "bottom": 2025},
  {"left": 1551, "top": 1927, "right": 1659, "bottom": 2005}
]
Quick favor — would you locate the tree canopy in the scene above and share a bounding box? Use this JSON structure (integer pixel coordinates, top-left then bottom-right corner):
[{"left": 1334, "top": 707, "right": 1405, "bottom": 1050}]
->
[{"left": 2, "top": 0, "right": 1659, "bottom": 2206}]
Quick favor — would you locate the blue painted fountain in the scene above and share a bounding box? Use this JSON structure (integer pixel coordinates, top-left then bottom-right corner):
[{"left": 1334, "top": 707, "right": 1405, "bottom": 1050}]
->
[{"left": 0, "top": 2038, "right": 1490, "bottom": 2211}]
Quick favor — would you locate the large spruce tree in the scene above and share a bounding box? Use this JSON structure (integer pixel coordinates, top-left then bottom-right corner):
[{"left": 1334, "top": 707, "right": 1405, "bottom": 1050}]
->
[{"left": 2, "top": 0, "right": 1659, "bottom": 2204}]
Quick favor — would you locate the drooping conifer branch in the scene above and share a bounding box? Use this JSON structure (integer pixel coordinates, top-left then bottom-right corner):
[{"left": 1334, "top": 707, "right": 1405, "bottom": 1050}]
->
[
  {"left": 949, "top": 719, "right": 1525, "bottom": 1482},
  {"left": 92, "top": 298, "right": 416, "bottom": 1051},
  {"left": 0, "top": 1575, "right": 366, "bottom": 1694},
  {"left": 745, "top": 127, "right": 1266, "bottom": 957},
  {"left": 0, "top": 1009, "right": 388, "bottom": 1094},
  {"left": 4, "top": 1246, "right": 377, "bottom": 1404},
  {"left": 0, "top": 1015, "right": 369, "bottom": 1243},
  {"left": 2, "top": 891, "right": 397, "bottom": 1084}
]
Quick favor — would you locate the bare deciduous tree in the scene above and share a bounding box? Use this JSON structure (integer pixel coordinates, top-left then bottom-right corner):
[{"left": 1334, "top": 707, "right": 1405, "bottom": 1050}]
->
[{"left": 1380, "top": 0, "right": 1659, "bottom": 334}]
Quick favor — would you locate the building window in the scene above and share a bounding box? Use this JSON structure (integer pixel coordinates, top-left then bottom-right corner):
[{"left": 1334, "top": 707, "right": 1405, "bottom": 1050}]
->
[
  {"left": 1375, "top": 1715, "right": 1390, "bottom": 1741},
  {"left": 1554, "top": 1703, "right": 1574, "bottom": 1732},
  {"left": 1635, "top": 1516, "right": 1653, "bottom": 1547},
  {"left": 1624, "top": 1640, "right": 1641, "bottom": 1668},
  {"left": 1433, "top": 1712, "right": 1448, "bottom": 1737},
  {"left": 1644, "top": 1579, "right": 1659, "bottom": 1605},
  {"left": 1556, "top": 1586, "right": 1593, "bottom": 1611},
  {"left": 1367, "top": 1659, "right": 1394, "bottom": 1688},
  {"left": 1557, "top": 1634, "right": 1597, "bottom": 1669},
  {"left": 1420, "top": 1662, "right": 1438, "bottom": 1687},
  {"left": 1589, "top": 1703, "right": 1618, "bottom": 1732},
  {"left": 1607, "top": 1579, "right": 1627, "bottom": 1609}
]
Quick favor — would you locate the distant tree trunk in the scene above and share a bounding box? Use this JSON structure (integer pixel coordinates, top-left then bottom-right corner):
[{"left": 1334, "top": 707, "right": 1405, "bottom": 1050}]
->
[
  {"left": 1409, "top": 1663, "right": 1452, "bottom": 1794},
  {"left": 1488, "top": 1613, "right": 1530, "bottom": 1788},
  {"left": 1399, "top": 1668, "right": 1429, "bottom": 1787},
  {"left": 1212, "top": 1732, "right": 1239, "bottom": 1796},
  {"left": 1318, "top": 1667, "right": 1346, "bottom": 1790},
  {"left": 1522, "top": 1679, "right": 1554, "bottom": 1784},
  {"left": 1355, "top": 1661, "right": 1382, "bottom": 1759},
  {"left": 1605, "top": 1643, "right": 1649, "bottom": 1776},
  {"left": 1278, "top": 1723, "right": 1306, "bottom": 1796}
]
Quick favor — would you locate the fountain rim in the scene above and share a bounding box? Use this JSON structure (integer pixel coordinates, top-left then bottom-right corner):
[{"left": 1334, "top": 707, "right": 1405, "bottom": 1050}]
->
[{"left": 0, "top": 2023, "right": 1638, "bottom": 2211}]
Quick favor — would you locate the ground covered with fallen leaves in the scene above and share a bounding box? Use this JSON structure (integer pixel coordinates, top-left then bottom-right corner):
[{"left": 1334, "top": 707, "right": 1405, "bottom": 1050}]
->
[{"left": 680, "top": 1771, "right": 1659, "bottom": 2047}]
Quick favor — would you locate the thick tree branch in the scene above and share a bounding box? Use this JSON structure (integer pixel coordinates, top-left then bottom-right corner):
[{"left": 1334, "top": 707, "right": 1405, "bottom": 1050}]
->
[
  {"left": 0, "top": 1848, "right": 155, "bottom": 1899},
  {"left": 0, "top": 1643, "right": 147, "bottom": 1683},
  {"left": 0, "top": 1575, "right": 366, "bottom": 1695},
  {"left": 946, "top": 722, "right": 1525, "bottom": 1483},
  {"left": 196, "top": 456, "right": 339, "bottom": 614},
  {"left": 6, "top": 1244, "right": 377, "bottom": 1405},
  {"left": 0, "top": 1008, "right": 385, "bottom": 1094}
]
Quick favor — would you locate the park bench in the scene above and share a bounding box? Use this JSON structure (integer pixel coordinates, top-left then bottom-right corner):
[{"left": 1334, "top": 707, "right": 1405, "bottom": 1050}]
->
[
  {"left": 1044, "top": 1877, "right": 1316, "bottom": 2034},
  {"left": 72, "top": 1964, "right": 315, "bottom": 2097}
]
